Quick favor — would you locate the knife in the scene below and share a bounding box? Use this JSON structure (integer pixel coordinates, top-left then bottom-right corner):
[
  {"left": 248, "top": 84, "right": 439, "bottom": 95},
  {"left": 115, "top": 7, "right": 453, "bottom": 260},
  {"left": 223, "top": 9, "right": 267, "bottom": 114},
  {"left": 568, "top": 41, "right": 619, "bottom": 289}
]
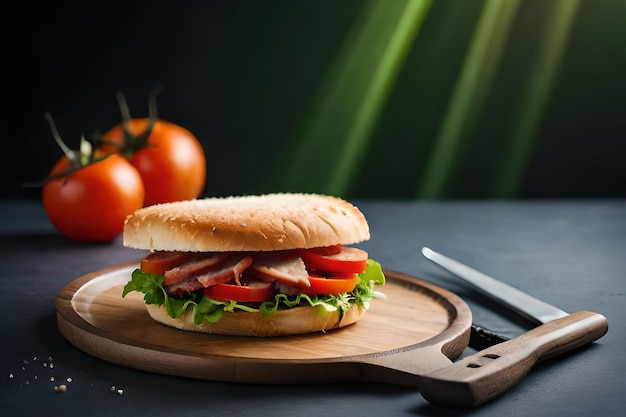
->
[
  {"left": 423, "top": 247, "right": 569, "bottom": 324},
  {"left": 418, "top": 247, "right": 609, "bottom": 407}
]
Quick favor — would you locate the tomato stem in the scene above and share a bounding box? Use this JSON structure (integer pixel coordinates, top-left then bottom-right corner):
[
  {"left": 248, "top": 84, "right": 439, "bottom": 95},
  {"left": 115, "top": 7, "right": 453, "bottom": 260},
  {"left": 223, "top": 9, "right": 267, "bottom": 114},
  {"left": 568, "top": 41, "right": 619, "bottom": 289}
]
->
[
  {"left": 44, "top": 112, "right": 81, "bottom": 169},
  {"left": 21, "top": 114, "right": 110, "bottom": 188},
  {"left": 114, "top": 89, "right": 160, "bottom": 156}
]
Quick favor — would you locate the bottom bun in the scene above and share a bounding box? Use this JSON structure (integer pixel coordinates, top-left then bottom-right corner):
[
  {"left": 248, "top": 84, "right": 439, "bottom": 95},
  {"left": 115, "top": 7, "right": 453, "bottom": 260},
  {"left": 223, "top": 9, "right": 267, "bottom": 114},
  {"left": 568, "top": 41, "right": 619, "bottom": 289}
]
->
[{"left": 145, "top": 303, "right": 366, "bottom": 337}]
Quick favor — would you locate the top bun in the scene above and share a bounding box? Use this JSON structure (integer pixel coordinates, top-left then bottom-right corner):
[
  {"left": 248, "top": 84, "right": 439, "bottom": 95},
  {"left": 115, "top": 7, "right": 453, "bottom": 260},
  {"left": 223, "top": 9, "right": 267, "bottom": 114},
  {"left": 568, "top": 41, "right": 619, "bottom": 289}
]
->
[{"left": 123, "top": 193, "right": 370, "bottom": 252}]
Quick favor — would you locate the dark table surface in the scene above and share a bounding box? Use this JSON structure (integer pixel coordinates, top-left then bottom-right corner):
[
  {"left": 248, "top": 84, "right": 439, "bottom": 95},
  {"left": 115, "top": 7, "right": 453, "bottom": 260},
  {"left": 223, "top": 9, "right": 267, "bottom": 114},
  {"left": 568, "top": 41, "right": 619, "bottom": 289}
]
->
[{"left": 1, "top": 199, "right": 624, "bottom": 416}]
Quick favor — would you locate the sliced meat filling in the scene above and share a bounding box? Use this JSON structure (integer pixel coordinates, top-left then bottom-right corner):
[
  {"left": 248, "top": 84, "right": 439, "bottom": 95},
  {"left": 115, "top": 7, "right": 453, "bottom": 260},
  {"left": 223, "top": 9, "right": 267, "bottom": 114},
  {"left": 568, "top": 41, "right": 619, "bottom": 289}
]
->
[
  {"left": 166, "top": 277, "right": 205, "bottom": 296},
  {"left": 165, "top": 254, "right": 253, "bottom": 296},
  {"left": 162, "top": 251, "right": 312, "bottom": 297},
  {"left": 248, "top": 252, "right": 310, "bottom": 293},
  {"left": 196, "top": 255, "right": 253, "bottom": 287},
  {"left": 164, "top": 253, "right": 229, "bottom": 286}
]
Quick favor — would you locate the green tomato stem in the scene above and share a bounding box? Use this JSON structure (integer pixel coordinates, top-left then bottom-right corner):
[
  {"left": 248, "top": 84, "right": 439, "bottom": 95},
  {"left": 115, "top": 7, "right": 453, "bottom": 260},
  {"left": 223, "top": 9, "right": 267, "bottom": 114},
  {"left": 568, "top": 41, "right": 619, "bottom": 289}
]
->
[
  {"left": 44, "top": 112, "right": 81, "bottom": 169},
  {"left": 114, "top": 89, "right": 160, "bottom": 154}
]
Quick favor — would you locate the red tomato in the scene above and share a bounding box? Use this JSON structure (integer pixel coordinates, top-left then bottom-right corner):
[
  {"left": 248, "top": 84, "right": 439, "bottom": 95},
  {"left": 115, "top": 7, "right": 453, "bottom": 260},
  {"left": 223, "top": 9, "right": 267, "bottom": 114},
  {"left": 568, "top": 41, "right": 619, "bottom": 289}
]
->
[
  {"left": 43, "top": 154, "right": 145, "bottom": 241},
  {"left": 308, "top": 244, "right": 343, "bottom": 255},
  {"left": 100, "top": 118, "right": 206, "bottom": 207},
  {"left": 204, "top": 280, "right": 275, "bottom": 303},
  {"left": 305, "top": 274, "right": 359, "bottom": 296},
  {"left": 301, "top": 246, "right": 368, "bottom": 275},
  {"left": 140, "top": 251, "right": 195, "bottom": 274}
]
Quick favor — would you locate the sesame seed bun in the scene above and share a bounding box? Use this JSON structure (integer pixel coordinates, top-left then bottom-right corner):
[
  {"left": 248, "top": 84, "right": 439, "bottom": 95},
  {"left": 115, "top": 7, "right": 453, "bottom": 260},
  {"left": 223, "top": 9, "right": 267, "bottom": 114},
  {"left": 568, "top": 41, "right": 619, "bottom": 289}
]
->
[{"left": 123, "top": 193, "right": 370, "bottom": 252}]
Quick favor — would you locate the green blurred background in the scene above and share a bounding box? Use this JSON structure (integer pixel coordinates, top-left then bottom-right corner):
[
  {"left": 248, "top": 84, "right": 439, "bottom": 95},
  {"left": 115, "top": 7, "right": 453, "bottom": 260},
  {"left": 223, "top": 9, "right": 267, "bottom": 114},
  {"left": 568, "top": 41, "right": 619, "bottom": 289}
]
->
[{"left": 3, "top": 0, "right": 625, "bottom": 200}]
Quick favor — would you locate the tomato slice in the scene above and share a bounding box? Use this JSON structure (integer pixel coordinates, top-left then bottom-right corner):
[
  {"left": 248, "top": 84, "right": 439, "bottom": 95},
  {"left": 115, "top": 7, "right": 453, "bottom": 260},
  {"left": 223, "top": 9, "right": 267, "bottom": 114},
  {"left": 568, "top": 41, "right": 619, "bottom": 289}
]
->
[
  {"left": 203, "top": 280, "right": 275, "bottom": 303},
  {"left": 308, "top": 244, "right": 343, "bottom": 256},
  {"left": 300, "top": 246, "right": 368, "bottom": 275},
  {"left": 305, "top": 274, "right": 359, "bottom": 296},
  {"left": 140, "top": 251, "right": 195, "bottom": 274}
]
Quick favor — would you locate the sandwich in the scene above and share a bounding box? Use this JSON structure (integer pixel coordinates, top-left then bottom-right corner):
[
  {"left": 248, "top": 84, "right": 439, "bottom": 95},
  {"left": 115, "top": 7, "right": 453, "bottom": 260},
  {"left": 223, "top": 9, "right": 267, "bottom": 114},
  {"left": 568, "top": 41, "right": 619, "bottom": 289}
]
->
[{"left": 121, "top": 193, "right": 386, "bottom": 337}]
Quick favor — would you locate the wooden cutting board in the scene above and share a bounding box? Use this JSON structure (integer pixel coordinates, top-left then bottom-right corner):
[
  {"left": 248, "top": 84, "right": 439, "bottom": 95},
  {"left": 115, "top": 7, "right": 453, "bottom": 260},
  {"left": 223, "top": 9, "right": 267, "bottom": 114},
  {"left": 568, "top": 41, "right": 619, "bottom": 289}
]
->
[{"left": 55, "top": 261, "right": 472, "bottom": 386}]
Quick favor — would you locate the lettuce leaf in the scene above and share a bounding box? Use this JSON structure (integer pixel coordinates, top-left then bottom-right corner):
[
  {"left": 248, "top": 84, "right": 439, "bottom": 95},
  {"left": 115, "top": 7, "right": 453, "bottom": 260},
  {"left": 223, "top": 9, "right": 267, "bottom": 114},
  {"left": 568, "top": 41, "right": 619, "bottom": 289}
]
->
[{"left": 122, "top": 259, "right": 386, "bottom": 325}]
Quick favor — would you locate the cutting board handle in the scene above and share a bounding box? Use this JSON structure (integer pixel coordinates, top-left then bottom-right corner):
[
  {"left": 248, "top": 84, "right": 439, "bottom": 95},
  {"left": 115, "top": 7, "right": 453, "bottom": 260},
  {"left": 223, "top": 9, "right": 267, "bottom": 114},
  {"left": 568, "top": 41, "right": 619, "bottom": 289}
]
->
[{"left": 418, "top": 310, "right": 608, "bottom": 408}]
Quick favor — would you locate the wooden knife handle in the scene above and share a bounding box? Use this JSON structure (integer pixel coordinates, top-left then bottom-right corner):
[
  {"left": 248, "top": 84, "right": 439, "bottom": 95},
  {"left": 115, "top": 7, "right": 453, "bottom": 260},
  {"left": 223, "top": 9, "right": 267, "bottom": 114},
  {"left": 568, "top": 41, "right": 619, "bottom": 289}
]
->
[{"left": 419, "top": 310, "right": 608, "bottom": 408}]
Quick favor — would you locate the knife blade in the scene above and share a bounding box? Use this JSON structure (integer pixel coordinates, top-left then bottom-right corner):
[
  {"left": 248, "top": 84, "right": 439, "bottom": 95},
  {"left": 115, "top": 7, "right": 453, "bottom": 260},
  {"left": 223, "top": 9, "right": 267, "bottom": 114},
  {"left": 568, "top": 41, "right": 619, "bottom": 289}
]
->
[
  {"left": 422, "top": 247, "right": 568, "bottom": 324},
  {"left": 417, "top": 247, "right": 609, "bottom": 407}
]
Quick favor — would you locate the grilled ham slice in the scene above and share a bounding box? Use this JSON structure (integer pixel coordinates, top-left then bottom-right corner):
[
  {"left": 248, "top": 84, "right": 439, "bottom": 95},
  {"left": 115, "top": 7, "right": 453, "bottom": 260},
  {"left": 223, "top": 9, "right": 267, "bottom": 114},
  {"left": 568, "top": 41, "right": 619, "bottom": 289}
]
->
[{"left": 161, "top": 251, "right": 311, "bottom": 297}]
